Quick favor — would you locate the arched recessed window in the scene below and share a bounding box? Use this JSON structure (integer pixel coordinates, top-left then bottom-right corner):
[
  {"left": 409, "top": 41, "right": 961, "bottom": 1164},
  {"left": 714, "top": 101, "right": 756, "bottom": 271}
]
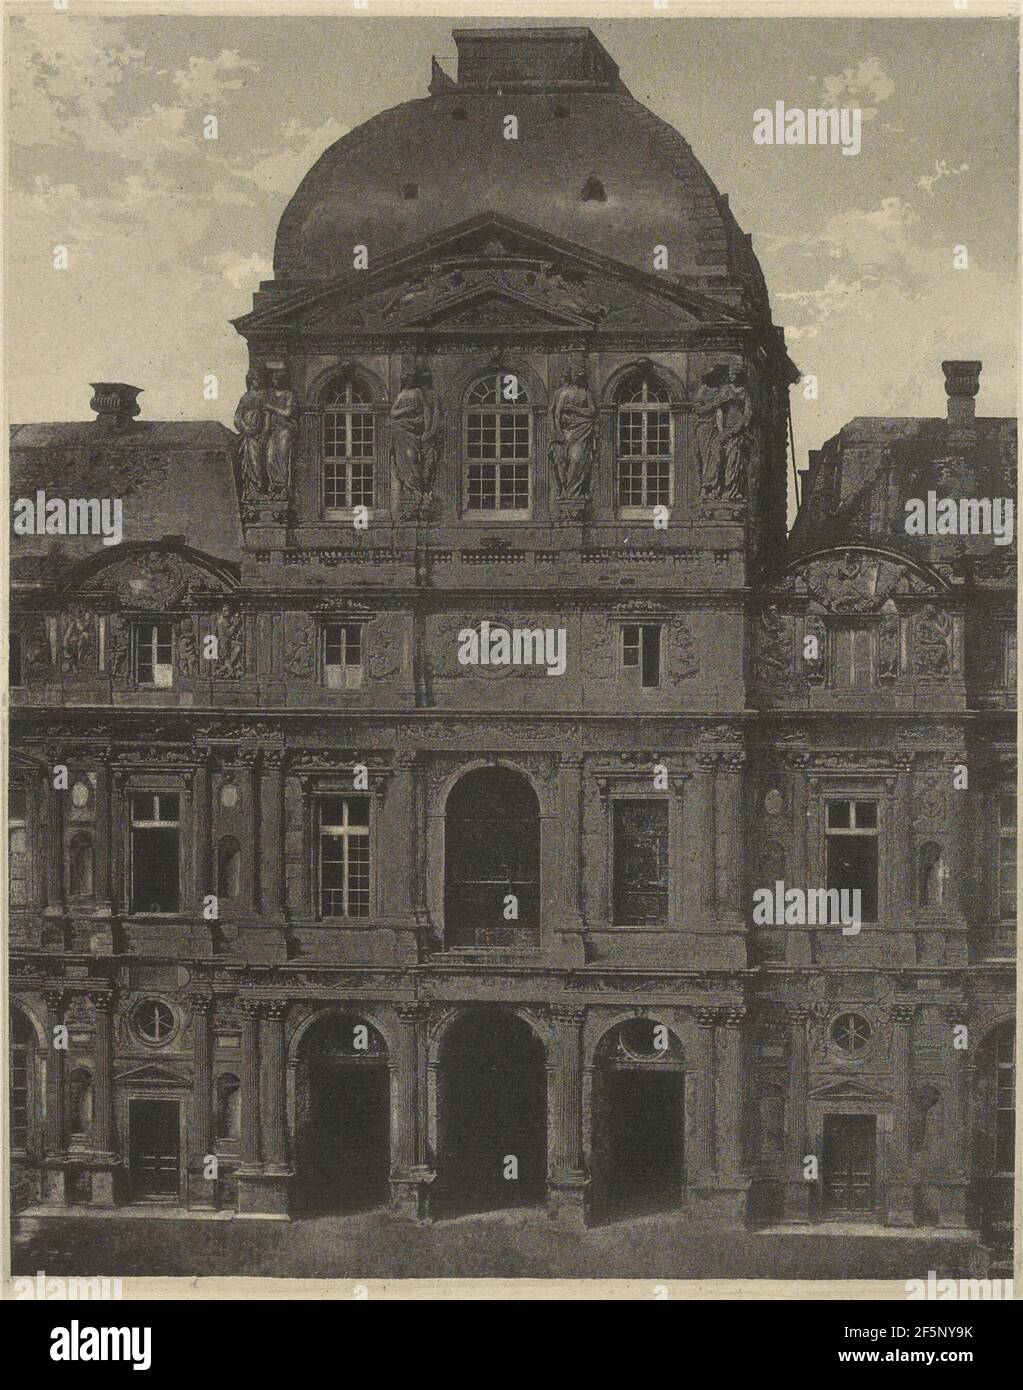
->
[
  {"left": 464, "top": 373, "right": 532, "bottom": 516},
  {"left": 322, "top": 379, "right": 375, "bottom": 515},
  {"left": 581, "top": 176, "right": 606, "bottom": 202},
  {"left": 445, "top": 767, "right": 539, "bottom": 946},
  {"left": 918, "top": 841, "right": 947, "bottom": 908},
  {"left": 993, "top": 1026, "right": 1015, "bottom": 1175},
  {"left": 402, "top": 181, "right": 419, "bottom": 200},
  {"left": 216, "top": 1075, "right": 241, "bottom": 1143},
  {"left": 69, "top": 1067, "right": 94, "bottom": 1137},
  {"left": 217, "top": 836, "right": 241, "bottom": 902},
  {"left": 68, "top": 833, "right": 94, "bottom": 899},
  {"left": 616, "top": 373, "right": 672, "bottom": 511},
  {"left": 10, "top": 1011, "right": 35, "bottom": 1152}
]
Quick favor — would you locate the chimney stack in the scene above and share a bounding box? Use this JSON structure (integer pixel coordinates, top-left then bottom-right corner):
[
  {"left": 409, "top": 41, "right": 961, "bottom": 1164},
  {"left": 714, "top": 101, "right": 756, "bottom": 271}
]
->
[
  {"left": 90, "top": 382, "right": 142, "bottom": 431},
  {"left": 941, "top": 360, "right": 981, "bottom": 430}
]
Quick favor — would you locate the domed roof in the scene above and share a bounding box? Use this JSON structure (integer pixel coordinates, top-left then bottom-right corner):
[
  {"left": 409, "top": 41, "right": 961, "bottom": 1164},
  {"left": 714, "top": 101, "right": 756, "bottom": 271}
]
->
[{"left": 273, "top": 28, "right": 767, "bottom": 311}]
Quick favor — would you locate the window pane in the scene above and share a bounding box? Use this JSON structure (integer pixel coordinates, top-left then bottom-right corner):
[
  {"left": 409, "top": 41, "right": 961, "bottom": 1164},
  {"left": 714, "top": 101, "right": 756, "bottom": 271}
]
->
[
  {"left": 826, "top": 835, "right": 878, "bottom": 922},
  {"left": 854, "top": 801, "right": 877, "bottom": 829},
  {"left": 131, "top": 827, "right": 180, "bottom": 911},
  {"left": 613, "top": 800, "right": 669, "bottom": 925},
  {"left": 641, "top": 625, "right": 661, "bottom": 689},
  {"left": 131, "top": 794, "right": 157, "bottom": 822},
  {"left": 827, "top": 801, "right": 851, "bottom": 829}
]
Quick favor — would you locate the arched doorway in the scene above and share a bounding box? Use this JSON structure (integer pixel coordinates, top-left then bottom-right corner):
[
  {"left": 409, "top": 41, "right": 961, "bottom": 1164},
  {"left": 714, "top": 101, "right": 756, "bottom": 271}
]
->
[
  {"left": 593, "top": 1019, "right": 686, "bottom": 1219},
  {"left": 295, "top": 1014, "right": 390, "bottom": 1215},
  {"left": 436, "top": 1010, "right": 547, "bottom": 1216},
  {"left": 444, "top": 766, "right": 540, "bottom": 948}
]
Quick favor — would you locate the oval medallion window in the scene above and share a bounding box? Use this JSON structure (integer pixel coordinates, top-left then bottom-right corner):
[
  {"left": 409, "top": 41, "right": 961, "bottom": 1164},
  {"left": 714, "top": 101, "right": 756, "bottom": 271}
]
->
[{"left": 133, "top": 999, "right": 176, "bottom": 1046}]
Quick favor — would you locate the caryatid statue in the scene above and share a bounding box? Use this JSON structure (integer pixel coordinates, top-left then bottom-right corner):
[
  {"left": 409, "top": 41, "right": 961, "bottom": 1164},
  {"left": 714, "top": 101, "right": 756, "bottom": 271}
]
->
[
  {"left": 234, "top": 366, "right": 270, "bottom": 500},
  {"left": 548, "top": 366, "right": 597, "bottom": 502},
  {"left": 264, "top": 367, "right": 297, "bottom": 500},
  {"left": 390, "top": 366, "right": 442, "bottom": 513},
  {"left": 693, "top": 363, "right": 727, "bottom": 501},
  {"left": 695, "top": 363, "right": 756, "bottom": 503},
  {"left": 717, "top": 365, "right": 755, "bottom": 502}
]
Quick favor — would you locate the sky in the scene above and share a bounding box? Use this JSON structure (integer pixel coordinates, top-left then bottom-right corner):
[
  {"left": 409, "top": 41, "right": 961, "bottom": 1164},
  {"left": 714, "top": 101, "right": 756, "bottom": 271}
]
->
[{"left": 4, "top": 6, "right": 1019, "bottom": 491}]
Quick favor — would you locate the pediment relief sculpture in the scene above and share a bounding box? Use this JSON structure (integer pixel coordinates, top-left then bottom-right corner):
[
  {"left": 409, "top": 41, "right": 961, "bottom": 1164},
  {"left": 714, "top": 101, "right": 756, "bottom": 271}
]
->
[
  {"left": 101, "top": 549, "right": 230, "bottom": 610},
  {"left": 783, "top": 551, "right": 939, "bottom": 613}
]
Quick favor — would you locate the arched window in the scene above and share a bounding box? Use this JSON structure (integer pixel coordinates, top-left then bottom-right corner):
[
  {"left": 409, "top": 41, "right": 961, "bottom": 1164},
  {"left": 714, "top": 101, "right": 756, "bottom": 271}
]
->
[
  {"left": 616, "top": 373, "right": 672, "bottom": 511},
  {"left": 69, "top": 1067, "right": 94, "bottom": 1137},
  {"left": 445, "top": 767, "right": 539, "bottom": 946},
  {"left": 322, "top": 379, "right": 375, "bottom": 515},
  {"left": 464, "top": 373, "right": 531, "bottom": 516},
  {"left": 10, "top": 1011, "right": 35, "bottom": 1152},
  {"left": 217, "top": 836, "right": 241, "bottom": 902},
  {"left": 216, "top": 1075, "right": 241, "bottom": 1143},
  {"left": 993, "top": 1026, "right": 1015, "bottom": 1175},
  {"left": 918, "top": 841, "right": 946, "bottom": 908},
  {"left": 68, "top": 833, "right": 94, "bottom": 899}
]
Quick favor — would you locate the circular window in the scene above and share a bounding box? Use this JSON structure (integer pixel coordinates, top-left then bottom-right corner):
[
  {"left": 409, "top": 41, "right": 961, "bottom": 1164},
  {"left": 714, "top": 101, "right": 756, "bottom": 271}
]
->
[
  {"left": 831, "top": 1012, "right": 871, "bottom": 1055},
  {"left": 219, "top": 781, "right": 239, "bottom": 810},
  {"left": 133, "top": 999, "right": 176, "bottom": 1046},
  {"left": 71, "top": 780, "right": 91, "bottom": 809},
  {"left": 764, "top": 788, "right": 784, "bottom": 816}
]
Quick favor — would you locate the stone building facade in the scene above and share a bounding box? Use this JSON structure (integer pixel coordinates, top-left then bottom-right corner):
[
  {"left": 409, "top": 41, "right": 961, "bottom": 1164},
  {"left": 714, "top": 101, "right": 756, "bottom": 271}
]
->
[{"left": 8, "top": 28, "right": 1016, "bottom": 1239}]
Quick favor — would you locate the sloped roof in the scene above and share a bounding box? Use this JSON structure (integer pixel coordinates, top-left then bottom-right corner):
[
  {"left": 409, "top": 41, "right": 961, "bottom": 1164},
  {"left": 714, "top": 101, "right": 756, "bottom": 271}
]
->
[
  {"left": 9, "top": 419, "right": 243, "bottom": 576},
  {"left": 790, "top": 413, "right": 1017, "bottom": 570}
]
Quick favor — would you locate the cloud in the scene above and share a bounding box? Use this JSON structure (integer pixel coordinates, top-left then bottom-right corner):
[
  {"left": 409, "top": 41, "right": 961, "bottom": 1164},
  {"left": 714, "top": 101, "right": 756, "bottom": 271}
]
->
[
  {"left": 172, "top": 49, "right": 261, "bottom": 105},
  {"left": 917, "top": 159, "right": 970, "bottom": 196},
  {"left": 217, "top": 252, "right": 274, "bottom": 289},
  {"left": 8, "top": 15, "right": 144, "bottom": 149},
  {"left": 9, "top": 18, "right": 261, "bottom": 163},
  {"left": 820, "top": 55, "right": 895, "bottom": 122}
]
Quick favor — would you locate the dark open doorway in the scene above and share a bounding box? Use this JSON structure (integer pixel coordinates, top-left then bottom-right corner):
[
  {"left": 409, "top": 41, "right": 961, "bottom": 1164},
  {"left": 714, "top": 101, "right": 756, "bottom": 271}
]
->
[
  {"left": 129, "top": 1099, "right": 180, "bottom": 1202},
  {"left": 436, "top": 1010, "right": 546, "bottom": 1216},
  {"left": 295, "top": 1014, "right": 390, "bottom": 1215},
  {"left": 822, "top": 1114, "right": 877, "bottom": 1215}
]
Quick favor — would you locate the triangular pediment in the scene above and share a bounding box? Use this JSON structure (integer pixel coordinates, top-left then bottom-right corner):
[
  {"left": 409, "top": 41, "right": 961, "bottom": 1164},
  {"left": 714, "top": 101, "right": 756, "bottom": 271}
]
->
[
  {"left": 810, "top": 1078, "right": 893, "bottom": 1103},
  {"left": 115, "top": 1064, "right": 189, "bottom": 1087},
  {"left": 236, "top": 213, "right": 746, "bottom": 337},
  {"left": 408, "top": 284, "right": 595, "bottom": 330}
]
